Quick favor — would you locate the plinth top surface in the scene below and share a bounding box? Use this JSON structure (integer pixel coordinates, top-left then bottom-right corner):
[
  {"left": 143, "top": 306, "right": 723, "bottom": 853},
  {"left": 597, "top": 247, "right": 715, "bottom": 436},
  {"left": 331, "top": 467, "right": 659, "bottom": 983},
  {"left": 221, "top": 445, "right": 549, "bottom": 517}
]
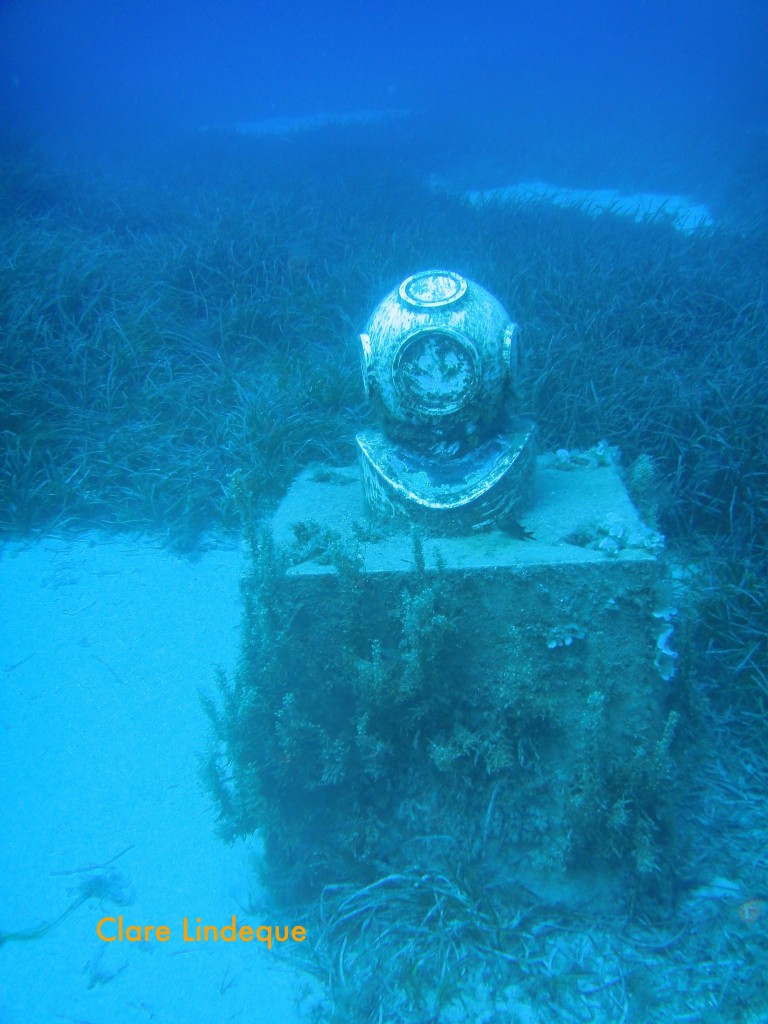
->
[{"left": 269, "top": 453, "right": 660, "bottom": 574}]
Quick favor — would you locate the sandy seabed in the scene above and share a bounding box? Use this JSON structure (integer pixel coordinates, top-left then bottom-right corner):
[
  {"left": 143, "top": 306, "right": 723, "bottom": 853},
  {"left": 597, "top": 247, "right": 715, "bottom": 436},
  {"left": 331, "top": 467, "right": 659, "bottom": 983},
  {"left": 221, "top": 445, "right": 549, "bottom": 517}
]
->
[{"left": 0, "top": 534, "right": 318, "bottom": 1024}]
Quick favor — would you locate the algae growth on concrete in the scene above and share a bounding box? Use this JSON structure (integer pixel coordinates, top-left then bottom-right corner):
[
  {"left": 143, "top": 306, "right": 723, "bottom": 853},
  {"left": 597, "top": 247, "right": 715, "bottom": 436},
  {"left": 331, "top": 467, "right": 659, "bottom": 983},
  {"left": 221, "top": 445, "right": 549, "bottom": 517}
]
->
[{"left": 205, "top": 448, "right": 684, "bottom": 908}]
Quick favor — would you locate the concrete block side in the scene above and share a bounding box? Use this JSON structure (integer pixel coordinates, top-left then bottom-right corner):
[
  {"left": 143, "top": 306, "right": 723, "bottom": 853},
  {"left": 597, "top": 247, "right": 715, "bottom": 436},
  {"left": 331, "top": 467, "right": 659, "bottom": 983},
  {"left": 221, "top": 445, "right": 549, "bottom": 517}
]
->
[{"left": 223, "top": 549, "right": 680, "bottom": 905}]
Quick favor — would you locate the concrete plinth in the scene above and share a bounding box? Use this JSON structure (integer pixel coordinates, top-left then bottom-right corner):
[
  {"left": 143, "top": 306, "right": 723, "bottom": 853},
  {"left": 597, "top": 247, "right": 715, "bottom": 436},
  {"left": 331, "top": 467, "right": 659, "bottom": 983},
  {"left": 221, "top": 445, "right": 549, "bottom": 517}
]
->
[{"left": 260, "top": 451, "right": 679, "bottom": 902}]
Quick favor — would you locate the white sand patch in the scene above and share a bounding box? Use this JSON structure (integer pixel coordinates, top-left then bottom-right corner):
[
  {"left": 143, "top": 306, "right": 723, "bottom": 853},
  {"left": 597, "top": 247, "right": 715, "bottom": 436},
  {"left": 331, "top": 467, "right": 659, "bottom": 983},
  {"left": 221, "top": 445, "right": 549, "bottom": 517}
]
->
[
  {"left": 206, "top": 109, "right": 407, "bottom": 137},
  {"left": 460, "top": 179, "right": 714, "bottom": 233},
  {"left": 0, "top": 535, "right": 319, "bottom": 1024}
]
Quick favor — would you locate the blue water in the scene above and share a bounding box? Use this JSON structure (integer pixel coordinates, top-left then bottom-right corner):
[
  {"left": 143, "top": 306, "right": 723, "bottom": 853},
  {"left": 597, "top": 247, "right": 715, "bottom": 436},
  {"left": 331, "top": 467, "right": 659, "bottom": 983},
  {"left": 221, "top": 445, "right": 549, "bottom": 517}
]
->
[
  {"left": 2, "top": 2, "right": 767, "bottom": 1022},
  {"left": 2, "top": 0, "right": 766, "bottom": 176}
]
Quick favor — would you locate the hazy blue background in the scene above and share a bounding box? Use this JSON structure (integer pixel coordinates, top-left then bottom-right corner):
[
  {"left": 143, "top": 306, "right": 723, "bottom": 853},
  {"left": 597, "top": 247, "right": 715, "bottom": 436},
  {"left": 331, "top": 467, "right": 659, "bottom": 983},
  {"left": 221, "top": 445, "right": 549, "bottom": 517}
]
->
[{"left": 1, "top": 0, "right": 766, "bottom": 182}]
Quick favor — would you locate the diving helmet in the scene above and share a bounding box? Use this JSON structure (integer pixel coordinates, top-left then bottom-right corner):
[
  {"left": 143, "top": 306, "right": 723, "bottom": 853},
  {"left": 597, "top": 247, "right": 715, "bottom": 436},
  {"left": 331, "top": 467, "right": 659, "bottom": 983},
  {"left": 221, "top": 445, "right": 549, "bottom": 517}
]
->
[{"left": 356, "top": 270, "right": 536, "bottom": 532}]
